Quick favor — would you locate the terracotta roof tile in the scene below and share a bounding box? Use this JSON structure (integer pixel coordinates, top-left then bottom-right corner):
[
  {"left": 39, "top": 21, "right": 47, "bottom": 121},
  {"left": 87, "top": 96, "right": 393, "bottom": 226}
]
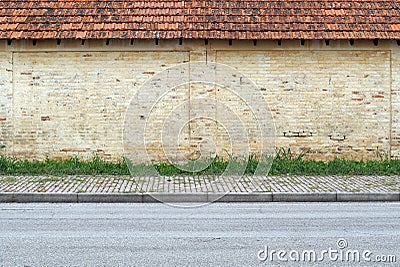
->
[{"left": 0, "top": 0, "right": 399, "bottom": 40}]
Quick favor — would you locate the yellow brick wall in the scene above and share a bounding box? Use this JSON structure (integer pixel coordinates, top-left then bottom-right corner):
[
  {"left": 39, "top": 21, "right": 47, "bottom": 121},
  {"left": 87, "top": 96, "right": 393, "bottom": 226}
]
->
[
  {"left": 391, "top": 45, "right": 400, "bottom": 159},
  {"left": 0, "top": 39, "right": 398, "bottom": 161},
  {"left": 0, "top": 52, "right": 12, "bottom": 157},
  {"left": 11, "top": 51, "right": 189, "bottom": 160},
  {"left": 216, "top": 50, "right": 391, "bottom": 160}
]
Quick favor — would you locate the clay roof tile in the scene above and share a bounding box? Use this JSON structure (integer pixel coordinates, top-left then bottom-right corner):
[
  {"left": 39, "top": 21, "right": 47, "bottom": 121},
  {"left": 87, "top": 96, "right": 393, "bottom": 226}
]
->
[{"left": 0, "top": 0, "right": 398, "bottom": 40}]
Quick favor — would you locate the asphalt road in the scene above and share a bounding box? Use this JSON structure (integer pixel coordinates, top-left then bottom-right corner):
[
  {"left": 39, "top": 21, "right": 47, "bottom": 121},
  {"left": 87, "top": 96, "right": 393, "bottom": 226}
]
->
[{"left": 0, "top": 203, "right": 399, "bottom": 266}]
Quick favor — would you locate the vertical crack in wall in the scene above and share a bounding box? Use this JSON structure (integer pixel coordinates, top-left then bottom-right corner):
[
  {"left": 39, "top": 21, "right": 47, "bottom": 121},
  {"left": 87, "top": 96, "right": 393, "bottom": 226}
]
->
[
  {"left": 11, "top": 51, "right": 14, "bottom": 157},
  {"left": 389, "top": 50, "right": 393, "bottom": 159}
]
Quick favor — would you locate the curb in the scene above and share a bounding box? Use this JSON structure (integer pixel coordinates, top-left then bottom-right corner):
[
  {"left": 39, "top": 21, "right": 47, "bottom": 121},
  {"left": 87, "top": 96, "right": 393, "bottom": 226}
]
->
[{"left": 0, "top": 192, "right": 399, "bottom": 203}]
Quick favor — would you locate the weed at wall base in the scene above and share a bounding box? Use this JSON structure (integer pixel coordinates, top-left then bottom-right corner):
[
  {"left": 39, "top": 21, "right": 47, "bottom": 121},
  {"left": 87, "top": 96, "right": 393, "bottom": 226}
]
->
[{"left": 0, "top": 148, "right": 400, "bottom": 176}]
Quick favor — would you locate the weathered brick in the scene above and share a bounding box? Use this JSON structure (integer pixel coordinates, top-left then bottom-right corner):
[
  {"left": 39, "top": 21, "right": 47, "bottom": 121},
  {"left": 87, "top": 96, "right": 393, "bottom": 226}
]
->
[{"left": 0, "top": 39, "right": 398, "bottom": 162}]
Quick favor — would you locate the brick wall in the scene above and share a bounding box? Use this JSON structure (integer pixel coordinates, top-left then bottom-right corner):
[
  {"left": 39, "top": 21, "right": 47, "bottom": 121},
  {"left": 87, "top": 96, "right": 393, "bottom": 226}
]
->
[{"left": 0, "top": 39, "right": 399, "bottom": 161}]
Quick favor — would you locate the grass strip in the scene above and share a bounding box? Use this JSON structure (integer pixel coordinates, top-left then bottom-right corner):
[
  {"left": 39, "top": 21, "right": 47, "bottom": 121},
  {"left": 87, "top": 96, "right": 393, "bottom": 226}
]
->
[{"left": 0, "top": 149, "right": 399, "bottom": 176}]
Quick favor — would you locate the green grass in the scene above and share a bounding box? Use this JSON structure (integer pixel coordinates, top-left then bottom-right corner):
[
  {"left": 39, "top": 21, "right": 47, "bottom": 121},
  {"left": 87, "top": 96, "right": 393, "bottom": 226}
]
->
[
  {"left": 29, "top": 177, "right": 61, "bottom": 183},
  {"left": 0, "top": 177, "right": 17, "bottom": 183},
  {"left": 0, "top": 156, "right": 129, "bottom": 176},
  {"left": 72, "top": 178, "right": 86, "bottom": 182},
  {"left": 383, "top": 181, "right": 399, "bottom": 187},
  {"left": 1, "top": 149, "right": 400, "bottom": 176},
  {"left": 268, "top": 148, "right": 400, "bottom": 176}
]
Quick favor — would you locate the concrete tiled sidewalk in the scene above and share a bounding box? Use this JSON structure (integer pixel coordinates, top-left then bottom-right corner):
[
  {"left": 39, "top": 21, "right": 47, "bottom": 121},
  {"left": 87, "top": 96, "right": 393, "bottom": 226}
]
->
[{"left": 0, "top": 175, "right": 399, "bottom": 193}]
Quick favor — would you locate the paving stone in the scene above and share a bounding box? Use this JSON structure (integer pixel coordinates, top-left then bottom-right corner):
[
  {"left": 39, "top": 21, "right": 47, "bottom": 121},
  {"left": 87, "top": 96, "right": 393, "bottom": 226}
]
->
[{"left": 0, "top": 175, "right": 399, "bottom": 194}]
